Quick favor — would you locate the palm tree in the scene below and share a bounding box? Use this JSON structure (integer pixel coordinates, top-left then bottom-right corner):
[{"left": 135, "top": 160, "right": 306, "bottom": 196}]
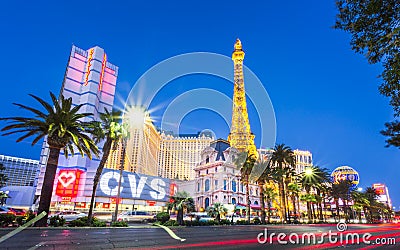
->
[
  {"left": 301, "top": 166, "right": 331, "bottom": 222},
  {"left": 0, "top": 163, "right": 8, "bottom": 188},
  {"left": 168, "top": 191, "right": 195, "bottom": 225},
  {"left": 86, "top": 108, "right": 124, "bottom": 225},
  {"left": 351, "top": 190, "right": 369, "bottom": 223},
  {"left": 0, "top": 92, "right": 99, "bottom": 227},
  {"left": 287, "top": 182, "right": 301, "bottom": 222},
  {"left": 264, "top": 186, "right": 278, "bottom": 223},
  {"left": 206, "top": 202, "right": 228, "bottom": 223},
  {"left": 270, "top": 143, "right": 296, "bottom": 223},
  {"left": 0, "top": 191, "right": 10, "bottom": 206},
  {"left": 300, "top": 193, "right": 317, "bottom": 221},
  {"left": 251, "top": 157, "right": 271, "bottom": 224},
  {"left": 330, "top": 180, "right": 352, "bottom": 222},
  {"left": 364, "top": 187, "right": 379, "bottom": 223},
  {"left": 234, "top": 151, "right": 257, "bottom": 224}
]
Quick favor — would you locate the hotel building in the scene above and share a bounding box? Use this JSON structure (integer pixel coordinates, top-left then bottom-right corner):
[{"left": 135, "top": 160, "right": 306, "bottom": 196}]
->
[
  {"left": 158, "top": 131, "right": 214, "bottom": 180},
  {"left": 0, "top": 154, "right": 39, "bottom": 187},
  {"left": 192, "top": 139, "right": 260, "bottom": 211},
  {"left": 35, "top": 45, "right": 119, "bottom": 210},
  {"left": 293, "top": 149, "right": 313, "bottom": 174}
]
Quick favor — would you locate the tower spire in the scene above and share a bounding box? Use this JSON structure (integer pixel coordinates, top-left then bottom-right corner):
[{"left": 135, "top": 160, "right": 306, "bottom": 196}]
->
[{"left": 228, "top": 39, "right": 257, "bottom": 156}]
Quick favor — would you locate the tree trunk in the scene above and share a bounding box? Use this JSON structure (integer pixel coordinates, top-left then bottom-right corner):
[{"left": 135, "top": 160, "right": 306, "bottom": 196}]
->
[
  {"left": 335, "top": 199, "right": 340, "bottom": 222},
  {"left": 246, "top": 175, "right": 251, "bottom": 224},
  {"left": 87, "top": 138, "right": 112, "bottom": 225},
  {"left": 284, "top": 180, "right": 290, "bottom": 223},
  {"left": 292, "top": 195, "right": 297, "bottom": 222},
  {"left": 322, "top": 191, "right": 327, "bottom": 223},
  {"left": 259, "top": 182, "right": 266, "bottom": 224},
  {"left": 317, "top": 190, "right": 323, "bottom": 222},
  {"left": 267, "top": 199, "right": 271, "bottom": 224},
  {"left": 282, "top": 181, "right": 288, "bottom": 223},
  {"left": 177, "top": 208, "right": 184, "bottom": 225},
  {"left": 35, "top": 146, "right": 61, "bottom": 227},
  {"left": 297, "top": 195, "right": 301, "bottom": 222}
]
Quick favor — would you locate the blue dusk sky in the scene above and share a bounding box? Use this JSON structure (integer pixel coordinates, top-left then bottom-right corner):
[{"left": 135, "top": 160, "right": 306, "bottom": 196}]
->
[{"left": 0, "top": 1, "right": 398, "bottom": 208}]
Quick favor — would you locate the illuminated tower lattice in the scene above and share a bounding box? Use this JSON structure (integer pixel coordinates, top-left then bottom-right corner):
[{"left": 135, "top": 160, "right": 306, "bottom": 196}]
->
[{"left": 228, "top": 39, "right": 257, "bottom": 155}]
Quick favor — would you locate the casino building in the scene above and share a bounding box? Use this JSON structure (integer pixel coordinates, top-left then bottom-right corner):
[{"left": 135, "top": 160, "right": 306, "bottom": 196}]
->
[{"left": 34, "top": 45, "right": 124, "bottom": 212}]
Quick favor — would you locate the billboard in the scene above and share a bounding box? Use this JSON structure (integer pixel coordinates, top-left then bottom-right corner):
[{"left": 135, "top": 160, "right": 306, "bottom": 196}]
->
[
  {"left": 96, "top": 169, "right": 171, "bottom": 202},
  {"left": 55, "top": 169, "right": 85, "bottom": 198}
]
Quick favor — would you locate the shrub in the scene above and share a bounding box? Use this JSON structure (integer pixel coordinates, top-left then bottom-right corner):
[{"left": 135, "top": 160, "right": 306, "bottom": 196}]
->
[
  {"left": 252, "top": 217, "right": 261, "bottom": 225},
  {"left": 16, "top": 216, "right": 25, "bottom": 226},
  {"left": 68, "top": 218, "right": 87, "bottom": 227},
  {"left": 25, "top": 210, "right": 36, "bottom": 222},
  {"left": 236, "top": 220, "right": 250, "bottom": 225},
  {"left": 68, "top": 216, "right": 106, "bottom": 227},
  {"left": 156, "top": 212, "right": 170, "bottom": 224},
  {"left": 163, "top": 220, "right": 179, "bottom": 227},
  {"left": 48, "top": 215, "right": 66, "bottom": 227},
  {"left": 219, "top": 219, "right": 231, "bottom": 225},
  {"left": 184, "top": 220, "right": 200, "bottom": 226},
  {"left": 0, "top": 214, "right": 16, "bottom": 227},
  {"left": 111, "top": 221, "right": 128, "bottom": 227},
  {"left": 92, "top": 219, "right": 106, "bottom": 227}
]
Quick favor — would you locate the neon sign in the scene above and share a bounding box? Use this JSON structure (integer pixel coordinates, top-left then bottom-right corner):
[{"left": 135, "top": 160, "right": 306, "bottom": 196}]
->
[
  {"left": 84, "top": 48, "right": 94, "bottom": 86},
  {"left": 99, "top": 53, "right": 107, "bottom": 91},
  {"left": 97, "top": 169, "right": 170, "bottom": 201},
  {"left": 55, "top": 169, "right": 84, "bottom": 198}
]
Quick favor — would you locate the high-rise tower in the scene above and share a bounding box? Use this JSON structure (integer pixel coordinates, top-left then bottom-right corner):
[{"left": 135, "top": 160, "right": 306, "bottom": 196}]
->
[
  {"left": 35, "top": 45, "right": 118, "bottom": 209},
  {"left": 228, "top": 39, "right": 257, "bottom": 155}
]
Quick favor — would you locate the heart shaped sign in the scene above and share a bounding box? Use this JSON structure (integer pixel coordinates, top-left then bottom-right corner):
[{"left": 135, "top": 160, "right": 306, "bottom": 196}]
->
[{"left": 58, "top": 172, "right": 76, "bottom": 188}]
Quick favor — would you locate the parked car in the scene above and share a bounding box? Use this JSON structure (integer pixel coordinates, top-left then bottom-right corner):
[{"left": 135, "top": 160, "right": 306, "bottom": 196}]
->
[
  {"left": 117, "top": 211, "right": 154, "bottom": 222},
  {"left": 0, "top": 206, "right": 11, "bottom": 214},
  {"left": 6, "top": 207, "right": 26, "bottom": 216},
  {"left": 225, "top": 214, "right": 244, "bottom": 223},
  {"left": 54, "top": 211, "right": 87, "bottom": 222},
  {"left": 198, "top": 215, "right": 214, "bottom": 222},
  {"left": 269, "top": 216, "right": 281, "bottom": 223}
]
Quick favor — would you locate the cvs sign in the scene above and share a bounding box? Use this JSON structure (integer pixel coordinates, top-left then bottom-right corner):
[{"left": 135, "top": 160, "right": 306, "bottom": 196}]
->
[{"left": 97, "top": 169, "right": 170, "bottom": 202}]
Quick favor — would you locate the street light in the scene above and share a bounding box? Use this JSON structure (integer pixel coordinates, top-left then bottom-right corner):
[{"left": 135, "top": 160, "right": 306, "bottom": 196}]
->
[{"left": 305, "top": 168, "right": 313, "bottom": 176}]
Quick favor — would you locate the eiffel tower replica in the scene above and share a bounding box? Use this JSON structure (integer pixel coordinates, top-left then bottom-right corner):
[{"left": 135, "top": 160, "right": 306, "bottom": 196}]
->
[{"left": 227, "top": 39, "right": 257, "bottom": 157}]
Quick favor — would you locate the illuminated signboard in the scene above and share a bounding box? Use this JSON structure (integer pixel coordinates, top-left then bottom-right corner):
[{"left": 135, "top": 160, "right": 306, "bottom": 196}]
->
[
  {"left": 331, "top": 166, "right": 359, "bottom": 188},
  {"left": 97, "top": 169, "right": 171, "bottom": 202},
  {"left": 84, "top": 48, "right": 94, "bottom": 86},
  {"left": 373, "top": 184, "right": 386, "bottom": 195},
  {"left": 55, "top": 169, "right": 84, "bottom": 198},
  {"left": 169, "top": 183, "right": 177, "bottom": 202},
  {"left": 99, "top": 53, "right": 107, "bottom": 91}
]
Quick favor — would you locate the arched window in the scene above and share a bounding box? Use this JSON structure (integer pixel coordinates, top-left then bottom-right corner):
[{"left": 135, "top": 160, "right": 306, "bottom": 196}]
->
[
  {"left": 205, "top": 179, "right": 210, "bottom": 192},
  {"left": 205, "top": 197, "right": 210, "bottom": 208},
  {"left": 232, "top": 198, "right": 236, "bottom": 205},
  {"left": 206, "top": 156, "right": 209, "bottom": 164},
  {"left": 197, "top": 182, "right": 200, "bottom": 192},
  {"left": 232, "top": 181, "right": 237, "bottom": 192},
  {"left": 223, "top": 180, "right": 227, "bottom": 190},
  {"left": 254, "top": 200, "right": 259, "bottom": 205}
]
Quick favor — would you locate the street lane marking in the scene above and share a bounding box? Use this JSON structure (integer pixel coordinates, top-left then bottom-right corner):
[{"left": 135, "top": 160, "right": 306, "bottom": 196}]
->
[
  {"left": 27, "top": 241, "right": 46, "bottom": 250},
  {"left": 155, "top": 224, "right": 186, "bottom": 242},
  {"left": 0, "top": 211, "right": 47, "bottom": 243}
]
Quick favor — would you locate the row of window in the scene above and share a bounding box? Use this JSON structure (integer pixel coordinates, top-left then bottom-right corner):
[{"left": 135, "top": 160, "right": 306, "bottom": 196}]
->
[{"left": 198, "top": 179, "right": 259, "bottom": 196}]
